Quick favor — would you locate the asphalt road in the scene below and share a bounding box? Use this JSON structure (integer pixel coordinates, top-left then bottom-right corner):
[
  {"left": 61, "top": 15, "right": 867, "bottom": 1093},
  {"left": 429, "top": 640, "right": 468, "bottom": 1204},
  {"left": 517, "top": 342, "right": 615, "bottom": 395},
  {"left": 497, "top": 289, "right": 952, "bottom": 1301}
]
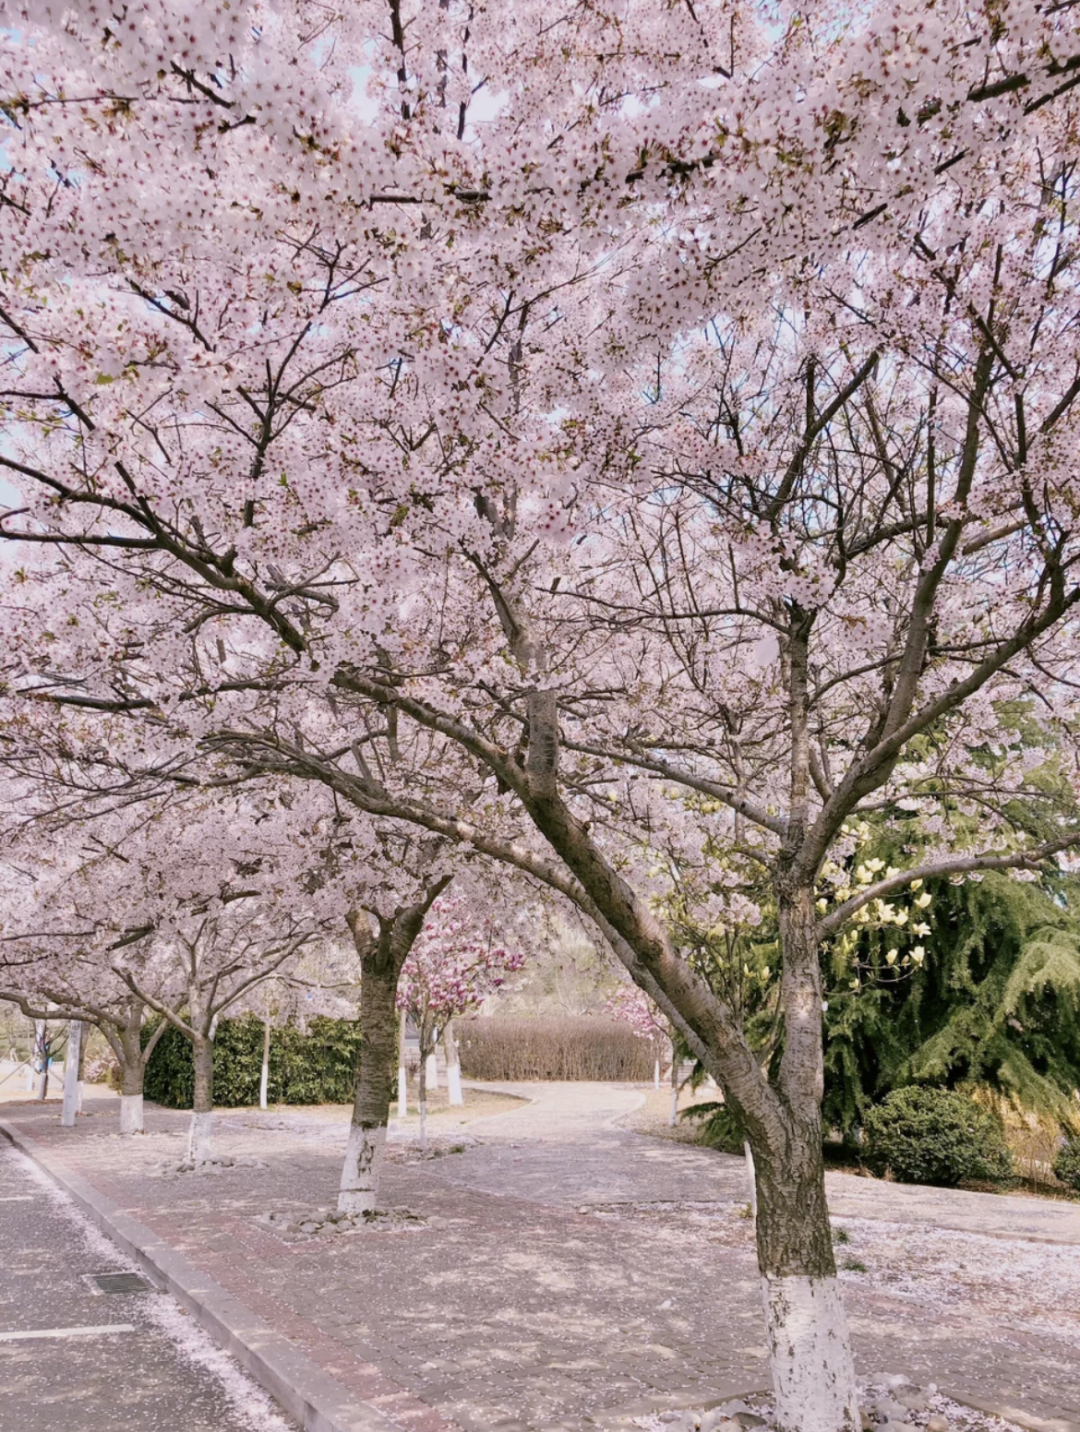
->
[{"left": 0, "top": 1138, "right": 296, "bottom": 1432}]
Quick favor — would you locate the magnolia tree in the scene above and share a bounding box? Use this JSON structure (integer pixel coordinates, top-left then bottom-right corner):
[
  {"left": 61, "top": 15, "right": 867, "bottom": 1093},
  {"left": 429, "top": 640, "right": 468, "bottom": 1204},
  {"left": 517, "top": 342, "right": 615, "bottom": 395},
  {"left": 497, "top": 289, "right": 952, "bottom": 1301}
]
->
[
  {"left": 605, "top": 981, "right": 676, "bottom": 1103},
  {"left": 5, "top": 3, "right": 1080, "bottom": 1426},
  {"left": 398, "top": 892, "right": 524, "bottom": 1146}
]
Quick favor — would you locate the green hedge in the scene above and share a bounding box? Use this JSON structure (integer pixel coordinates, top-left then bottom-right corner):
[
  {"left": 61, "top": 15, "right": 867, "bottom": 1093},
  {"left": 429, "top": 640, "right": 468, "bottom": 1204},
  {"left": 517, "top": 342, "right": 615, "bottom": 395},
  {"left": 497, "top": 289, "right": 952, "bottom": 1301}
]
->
[
  {"left": 1053, "top": 1139, "right": 1080, "bottom": 1192},
  {"left": 143, "top": 1015, "right": 363, "bottom": 1109},
  {"left": 863, "top": 1086, "right": 1014, "bottom": 1186}
]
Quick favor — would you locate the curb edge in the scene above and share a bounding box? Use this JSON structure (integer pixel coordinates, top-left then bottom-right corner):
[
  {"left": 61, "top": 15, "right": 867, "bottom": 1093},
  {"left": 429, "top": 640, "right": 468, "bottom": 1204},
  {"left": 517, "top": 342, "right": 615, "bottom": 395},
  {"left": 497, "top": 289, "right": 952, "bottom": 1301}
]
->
[{"left": 0, "top": 1116, "right": 407, "bottom": 1432}]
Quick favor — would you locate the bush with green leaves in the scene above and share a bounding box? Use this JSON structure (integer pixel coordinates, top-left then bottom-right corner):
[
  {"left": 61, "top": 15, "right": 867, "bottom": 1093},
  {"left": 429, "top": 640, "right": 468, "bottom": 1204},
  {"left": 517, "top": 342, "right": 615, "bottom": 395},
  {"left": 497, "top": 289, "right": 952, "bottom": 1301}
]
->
[
  {"left": 679, "top": 1100, "right": 746, "bottom": 1154},
  {"left": 862, "top": 1086, "right": 1014, "bottom": 1187},
  {"left": 143, "top": 1015, "right": 363, "bottom": 1109},
  {"left": 1052, "top": 1138, "right": 1080, "bottom": 1192}
]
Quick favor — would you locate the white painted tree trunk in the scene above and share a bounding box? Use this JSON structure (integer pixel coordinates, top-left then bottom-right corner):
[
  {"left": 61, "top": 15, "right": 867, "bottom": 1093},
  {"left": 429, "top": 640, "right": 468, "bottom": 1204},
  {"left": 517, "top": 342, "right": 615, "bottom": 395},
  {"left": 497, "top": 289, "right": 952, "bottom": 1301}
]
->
[
  {"left": 61, "top": 1021, "right": 83, "bottom": 1127},
  {"left": 259, "top": 1017, "right": 270, "bottom": 1110},
  {"left": 443, "top": 1019, "right": 463, "bottom": 1106},
  {"left": 744, "top": 1141, "right": 758, "bottom": 1220},
  {"left": 425, "top": 1050, "right": 438, "bottom": 1091},
  {"left": 397, "top": 1014, "right": 408, "bottom": 1118},
  {"left": 188, "top": 1036, "right": 215, "bottom": 1162},
  {"left": 418, "top": 1046, "right": 429, "bottom": 1152},
  {"left": 187, "top": 1110, "right": 214, "bottom": 1162},
  {"left": 120, "top": 1094, "right": 144, "bottom": 1135},
  {"left": 762, "top": 1275, "right": 860, "bottom": 1432},
  {"left": 33, "top": 1021, "right": 49, "bottom": 1100},
  {"left": 338, "top": 1122, "right": 386, "bottom": 1215},
  {"left": 653, "top": 1055, "right": 660, "bottom": 1090}
]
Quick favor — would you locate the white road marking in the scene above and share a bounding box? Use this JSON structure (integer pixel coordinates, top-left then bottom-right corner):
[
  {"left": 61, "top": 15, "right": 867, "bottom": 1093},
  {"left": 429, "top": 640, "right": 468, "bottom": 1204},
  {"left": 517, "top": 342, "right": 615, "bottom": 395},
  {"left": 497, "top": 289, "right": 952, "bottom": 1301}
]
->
[
  {"left": 0, "top": 1196, "right": 33, "bottom": 1202},
  {"left": 0, "top": 1324, "right": 137, "bottom": 1342}
]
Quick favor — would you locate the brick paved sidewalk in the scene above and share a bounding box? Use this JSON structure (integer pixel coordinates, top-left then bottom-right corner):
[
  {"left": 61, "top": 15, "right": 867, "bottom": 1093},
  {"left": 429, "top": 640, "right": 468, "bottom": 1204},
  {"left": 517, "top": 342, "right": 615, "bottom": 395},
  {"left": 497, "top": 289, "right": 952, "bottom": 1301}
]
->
[{"left": 3, "top": 1086, "right": 1079, "bottom": 1431}]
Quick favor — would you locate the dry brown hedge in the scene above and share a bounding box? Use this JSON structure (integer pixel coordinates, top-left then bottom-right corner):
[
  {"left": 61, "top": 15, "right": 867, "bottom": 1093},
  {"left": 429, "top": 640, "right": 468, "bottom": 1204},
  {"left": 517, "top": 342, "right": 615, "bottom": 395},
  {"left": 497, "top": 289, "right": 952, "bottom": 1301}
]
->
[{"left": 457, "top": 1015, "right": 654, "bottom": 1081}]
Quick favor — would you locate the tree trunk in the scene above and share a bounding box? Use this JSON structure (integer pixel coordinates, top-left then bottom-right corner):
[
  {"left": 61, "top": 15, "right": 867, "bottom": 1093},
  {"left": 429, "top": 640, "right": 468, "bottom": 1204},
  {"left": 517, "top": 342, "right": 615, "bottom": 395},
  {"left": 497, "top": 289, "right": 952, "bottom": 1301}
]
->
[
  {"left": 397, "top": 1013, "right": 408, "bottom": 1119},
  {"left": 76, "top": 1031, "right": 85, "bottom": 1112},
  {"left": 444, "top": 1018, "right": 463, "bottom": 1106},
  {"left": 669, "top": 1038, "right": 679, "bottom": 1127},
  {"left": 744, "top": 1141, "right": 758, "bottom": 1220},
  {"left": 33, "top": 1021, "right": 49, "bottom": 1100},
  {"left": 61, "top": 1021, "right": 83, "bottom": 1128},
  {"left": 754, "top": 1137, "right": 857, "bottom": 1432},
  {"left": 259, "top": 1016, "right": 271, "bottom": 1111},
  {"left": 187, "top": 1036, "right": 215, "bottom": 1163},
  {"left": 339, "top": 957, "right": 396, "bottom": 1214},
  {"left": 425, "top": 1048, "right": 438, "bottom": 1092},
  {"left": 418, "top": 1039, "right": 429, "bottom": 1151},
  {"left": 118, "top": 1007, "right": 146, "bottom": 1135},
  {"left": 751, "top": 885, "right": 859, "bottom": 1432},
  {"left": 119, "top": 1058, "right": 145, "bottom": 1135},
  {"left": 654, "top": 1052, "right": 661, "bottom": 1091}
]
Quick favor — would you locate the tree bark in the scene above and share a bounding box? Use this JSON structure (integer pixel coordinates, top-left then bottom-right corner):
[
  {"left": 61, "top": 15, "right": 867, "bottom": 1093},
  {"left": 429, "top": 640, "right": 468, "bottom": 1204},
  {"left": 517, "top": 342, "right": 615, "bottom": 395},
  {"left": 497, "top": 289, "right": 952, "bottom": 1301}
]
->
[
  {"left": 33, "top": 1021, "right": 49, "bottom": 1100},
  {"left": 418, "top": 1027, "right": 430, "bottom": 1152},
  {"left": 397, "top": 1012, "right": 408, "bottom": 1119},
  {"left": 260, "top": 1016, "right": 271, "bottom": 1111},
  {"left": 76, "top": 1030, "right": 85, "bottom": 1112},
  {"left": 749, "top": 885, "right": 859, "bottom": 1432},
  {"left": 339, "top": 880, "right": 450, "bottom": 1213},
  {"left": 61, "top": 1021, "right": 83, "bottom": 1127},
  {"left": 187, "top": 1036, "right": 215, "bottom": 1162},
  {"left": 339, "top": 948, "right": 397, "bottom": 1214},
  {"left": 119, "top": 1058, "right": 145, "bottom": 1135},
  {"left": 117, "top": 1000, "right": 148, "bottom": 1134},
  {"left": 444, "top": 1017, "right": 463, "bottom": 1106}
]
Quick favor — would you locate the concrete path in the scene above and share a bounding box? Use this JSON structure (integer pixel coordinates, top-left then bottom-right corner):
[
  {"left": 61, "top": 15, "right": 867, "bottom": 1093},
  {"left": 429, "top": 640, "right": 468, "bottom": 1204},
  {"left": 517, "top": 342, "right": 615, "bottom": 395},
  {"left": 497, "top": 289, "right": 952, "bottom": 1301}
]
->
[
  {"left": 2, "top": 1085, "right": 1078, "bottom": 1432},
  {"left": 0, "top": 1138, "right": 296, "bottom": 1432},
  {"left": 434, "top": 1082, "right": 1080, "bottom": 1243}
]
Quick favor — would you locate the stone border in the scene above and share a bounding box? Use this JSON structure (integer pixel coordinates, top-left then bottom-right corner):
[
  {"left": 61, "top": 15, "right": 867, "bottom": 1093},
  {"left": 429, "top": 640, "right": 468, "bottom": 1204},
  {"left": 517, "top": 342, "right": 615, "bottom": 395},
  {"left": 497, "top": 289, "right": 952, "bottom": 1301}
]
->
[
  {"left": 3, "top": 1114, "right": 1076, "bottom": 1432},
  {"left": 0, "top": 1116, "right": 406, "bottom": 1432}
]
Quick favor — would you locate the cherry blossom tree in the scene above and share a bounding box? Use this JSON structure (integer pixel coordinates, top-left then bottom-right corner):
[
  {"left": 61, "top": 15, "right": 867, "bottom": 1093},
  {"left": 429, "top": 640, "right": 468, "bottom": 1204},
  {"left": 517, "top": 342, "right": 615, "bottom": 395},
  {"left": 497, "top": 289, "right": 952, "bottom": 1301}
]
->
[
  {"left": 6, "top": 4, "right": 1080, "bottom": 1426},
  {"left": 334, "top": 838, "right": 453, "bottom": 1214},
  {"left": 397, "top": 892, "right": 524, "bottom": 1147},
  {"left": 0, "top": 973, "right": 176, "bottom": 1133}
]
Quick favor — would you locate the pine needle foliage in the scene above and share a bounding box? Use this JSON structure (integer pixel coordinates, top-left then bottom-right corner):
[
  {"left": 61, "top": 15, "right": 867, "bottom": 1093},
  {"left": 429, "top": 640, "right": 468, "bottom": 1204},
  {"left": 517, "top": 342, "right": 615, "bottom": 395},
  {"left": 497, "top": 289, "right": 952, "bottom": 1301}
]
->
[{"left": 824, "top": 869, "right": 1080, "bottom": 1137}]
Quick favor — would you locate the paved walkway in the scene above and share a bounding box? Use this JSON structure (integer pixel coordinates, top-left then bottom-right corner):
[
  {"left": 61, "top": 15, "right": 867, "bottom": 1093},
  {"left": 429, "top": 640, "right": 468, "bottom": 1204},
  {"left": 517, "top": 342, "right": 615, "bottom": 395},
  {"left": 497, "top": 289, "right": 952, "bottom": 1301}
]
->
[{"left": 2, "top": 1084, "right": 1078, "bottom": 1432}]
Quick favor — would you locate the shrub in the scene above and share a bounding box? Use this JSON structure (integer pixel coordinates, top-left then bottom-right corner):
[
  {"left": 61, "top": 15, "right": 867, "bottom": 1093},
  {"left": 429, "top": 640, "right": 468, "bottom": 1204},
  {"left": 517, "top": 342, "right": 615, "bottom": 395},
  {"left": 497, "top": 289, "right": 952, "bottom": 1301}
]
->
[
  {"left": 679, "top": 1099, "right": 745, "bottom": 1153},
  {"left": 1052, "top": 1139, "right": 1080, "bottom": 1191},
  {"left": 143, "top": 1016, "right": 363, "bottom": 1109},
  {"left": 457, "top": 1015, "right": 653, "bottom": 1081},
  {"left": 862, "top": 1086, "right": 1014, "bottom": 1187}
]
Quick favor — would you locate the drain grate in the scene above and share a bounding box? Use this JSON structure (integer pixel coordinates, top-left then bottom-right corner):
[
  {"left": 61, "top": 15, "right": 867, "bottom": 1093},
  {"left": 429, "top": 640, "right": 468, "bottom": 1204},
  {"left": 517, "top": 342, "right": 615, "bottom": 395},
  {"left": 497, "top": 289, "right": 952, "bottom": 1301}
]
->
[{"left": 83, "top": 1272, "right": 154, "bottom": 1296}]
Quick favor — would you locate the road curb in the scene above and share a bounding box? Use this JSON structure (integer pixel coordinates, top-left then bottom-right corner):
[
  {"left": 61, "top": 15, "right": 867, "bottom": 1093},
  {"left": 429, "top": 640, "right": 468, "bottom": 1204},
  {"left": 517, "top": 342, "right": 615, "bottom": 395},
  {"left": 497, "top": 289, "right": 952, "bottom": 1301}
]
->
[{"left": 0, "top": 1116, "right": 408, "bottom": 1432}]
